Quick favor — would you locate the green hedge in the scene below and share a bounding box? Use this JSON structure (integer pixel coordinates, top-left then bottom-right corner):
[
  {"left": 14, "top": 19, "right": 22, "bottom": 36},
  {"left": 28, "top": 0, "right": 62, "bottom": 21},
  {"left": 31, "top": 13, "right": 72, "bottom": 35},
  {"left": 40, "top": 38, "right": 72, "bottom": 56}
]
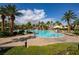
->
[
  {"left": 17, "top": 30, "right": 25, "bottom": 35},
  {"left": 73, "top": 29, "right": 79, "bottom": 35},
  {"left": 0, "top": 31, "right": 12, "bottom": 37}
]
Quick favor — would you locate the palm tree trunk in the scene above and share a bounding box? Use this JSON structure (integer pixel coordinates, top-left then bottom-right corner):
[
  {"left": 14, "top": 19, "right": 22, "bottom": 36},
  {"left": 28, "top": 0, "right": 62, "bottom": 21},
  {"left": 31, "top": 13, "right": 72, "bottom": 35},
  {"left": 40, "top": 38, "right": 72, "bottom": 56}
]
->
[
  {"left": 10, "top": 19, "right": 14, "bottom": 33},
  {"left": 74, "top": 25, "right": 77, "bottom": 30},
  {"left": 67, "top": 21, "right": 71, "bottom": 32},
  {"left": 2, "top": 19, "right": 5, "bottom": 32}
]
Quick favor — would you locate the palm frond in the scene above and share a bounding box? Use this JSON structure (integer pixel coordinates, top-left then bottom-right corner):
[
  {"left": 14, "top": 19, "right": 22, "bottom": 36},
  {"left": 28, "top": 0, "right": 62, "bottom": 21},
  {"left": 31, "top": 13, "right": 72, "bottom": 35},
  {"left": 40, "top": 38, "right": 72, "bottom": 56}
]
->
[{"left": 62, "top": 10, "right": 77, "bottom": 22}]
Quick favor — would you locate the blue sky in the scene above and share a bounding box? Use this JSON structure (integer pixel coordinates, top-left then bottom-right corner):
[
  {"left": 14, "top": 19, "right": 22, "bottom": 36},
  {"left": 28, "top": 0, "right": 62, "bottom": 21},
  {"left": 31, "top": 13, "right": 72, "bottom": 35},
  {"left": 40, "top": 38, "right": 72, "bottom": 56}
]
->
[{"left": 0, "top": 3, "right": 79, "bottom": 25}]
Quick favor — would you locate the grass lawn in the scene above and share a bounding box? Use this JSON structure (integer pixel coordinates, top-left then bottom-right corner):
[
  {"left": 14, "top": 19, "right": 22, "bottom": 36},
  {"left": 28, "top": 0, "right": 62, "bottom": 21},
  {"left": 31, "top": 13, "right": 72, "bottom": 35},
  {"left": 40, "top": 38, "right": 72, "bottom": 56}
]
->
[{"left": 4, "top": 43, "right": 79, "bottom": 55}]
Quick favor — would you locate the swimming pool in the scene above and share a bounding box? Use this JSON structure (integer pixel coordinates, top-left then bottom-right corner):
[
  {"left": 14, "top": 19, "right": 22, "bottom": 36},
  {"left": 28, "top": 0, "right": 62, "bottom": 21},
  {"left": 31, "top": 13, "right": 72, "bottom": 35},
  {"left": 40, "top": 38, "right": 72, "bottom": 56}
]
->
[
  {"left": 14, "top": 30, "right": 64, "bottom": 38},
  {"left": 33, "top": 30, "right": 64, "bottom": 38}
]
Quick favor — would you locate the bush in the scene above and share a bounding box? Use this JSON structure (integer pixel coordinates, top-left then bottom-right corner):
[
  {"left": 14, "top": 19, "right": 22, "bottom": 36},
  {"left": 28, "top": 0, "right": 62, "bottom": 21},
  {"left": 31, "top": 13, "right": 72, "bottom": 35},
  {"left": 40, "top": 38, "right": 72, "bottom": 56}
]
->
[
  {"left": 18, "top": 30, "right": 25, "bottom": 35},
  {"left": 73, "top": 29, "right": 79, "bottom": 35},
  {"left": 26, "top": 30, "right": 33, "bottom": 34},
  {"left": 0, "top": 31, "right": 11, "bottom": 37},
  {"left": 13, "top": 32, "right": 18, "bottom": 35}
]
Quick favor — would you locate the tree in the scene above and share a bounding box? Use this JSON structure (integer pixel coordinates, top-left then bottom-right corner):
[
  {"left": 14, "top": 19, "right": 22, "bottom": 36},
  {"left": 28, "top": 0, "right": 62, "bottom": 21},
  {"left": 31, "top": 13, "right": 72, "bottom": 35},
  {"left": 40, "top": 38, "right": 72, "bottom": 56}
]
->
[
  {"left": 26, "top": 22, "right": 32, "bottom": 29},
  {"left": 5, "top": 4, "right": 22, "bottom": 33},
  {"left": 73, "top": 19, "right": 79, "bottom": 30},
  {"left": 40, "top": 21, "right": 45, "bottom": 30},
  {"left": 0, "top": 6, "right": 6, "bottom": 32},
  {"left": 55, "top": 21, "right": 61, "bottom": 25},
  {"left": 62, "top": 10, "right": 76, "bottom": 32},
  {"left": 50, "top": 21, "right": 53, "bottom": 25},
  {"left": 46, "top": 21, "right": 51, "bottom": 26}
]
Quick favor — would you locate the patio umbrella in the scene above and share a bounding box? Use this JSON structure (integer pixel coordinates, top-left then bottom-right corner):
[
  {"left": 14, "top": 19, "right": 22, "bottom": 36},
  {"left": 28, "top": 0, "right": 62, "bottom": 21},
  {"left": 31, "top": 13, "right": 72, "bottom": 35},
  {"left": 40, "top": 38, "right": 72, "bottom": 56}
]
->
[
  {"left": 64, "top": 26, "right": 68, "bottom": 29},
  {"left": 53, "top": 25, "right": 63, "bottom": 29}
]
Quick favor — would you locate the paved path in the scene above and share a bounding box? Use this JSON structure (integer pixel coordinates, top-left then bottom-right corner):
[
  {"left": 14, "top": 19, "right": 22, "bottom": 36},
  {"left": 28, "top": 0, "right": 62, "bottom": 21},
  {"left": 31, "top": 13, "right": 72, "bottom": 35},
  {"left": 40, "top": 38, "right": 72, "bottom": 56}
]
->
[
  {"left": 0, "top": 34, "right": 79, "bottom": 47},
  {"left": 0, "top": 34, "right": 34, "bottom": 47}
]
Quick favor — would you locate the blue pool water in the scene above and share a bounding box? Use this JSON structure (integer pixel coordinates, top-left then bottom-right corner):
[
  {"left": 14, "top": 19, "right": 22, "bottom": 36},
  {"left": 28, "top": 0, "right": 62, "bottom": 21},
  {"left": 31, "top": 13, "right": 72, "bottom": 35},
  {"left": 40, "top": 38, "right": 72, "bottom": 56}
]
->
[
  {"left": 15, "top": 30, "right": 64, "bottom": 38},
  {"left": 32, "top": 30, "right": 64, "bottom": 38}
]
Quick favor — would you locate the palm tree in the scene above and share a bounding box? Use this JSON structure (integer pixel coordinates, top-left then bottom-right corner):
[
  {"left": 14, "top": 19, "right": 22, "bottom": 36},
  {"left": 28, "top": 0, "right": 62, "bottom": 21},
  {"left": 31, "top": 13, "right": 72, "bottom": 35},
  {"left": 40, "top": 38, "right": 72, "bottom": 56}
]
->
[
  {"left": 50, "top": 21, "right": 53, "bottom": 25},
  {"left": 40, "top": 21, "right": 45, "bottom": 30},
  {"left": 73, "top": 19, "right": 79, "bottom": 30},
  {"left": 55, "top": 21, "right": 61, "bottom": 25},
  {"left": 46, "top": 21, "right": 51, "bottom": 26},
  {"left": 62, "top": 10, "right": 76, "bottom": 32},
  {"left": 5, "top": 4, "right": 22, "bottom": 33},
  {"left": 26, "top": 22, "right": 32, "bottom": 29},
  {"left": 0, "top": 6, "right": 6, "bottom": 32}
]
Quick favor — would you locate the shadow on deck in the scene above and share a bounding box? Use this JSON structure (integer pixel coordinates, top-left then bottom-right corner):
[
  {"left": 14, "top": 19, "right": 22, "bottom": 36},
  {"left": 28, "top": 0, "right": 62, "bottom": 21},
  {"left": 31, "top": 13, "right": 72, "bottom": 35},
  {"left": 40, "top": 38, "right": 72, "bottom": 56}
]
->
[{"left": 0, "top": 36, "right": 35, "bottom": 46}]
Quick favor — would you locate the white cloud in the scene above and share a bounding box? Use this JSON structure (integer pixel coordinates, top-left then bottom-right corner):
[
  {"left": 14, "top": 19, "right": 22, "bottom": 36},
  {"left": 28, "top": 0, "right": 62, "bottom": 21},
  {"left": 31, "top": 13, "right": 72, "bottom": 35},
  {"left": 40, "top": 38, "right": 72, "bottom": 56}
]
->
[
  {"left": 33, "top": 9, "right": 46, "bottom": 20},
  {"left": 15, "top": 9, "right": 54, "bottom": 24},
  {"left": 15, "top": 9, "right": 46, "bottom": 24}
]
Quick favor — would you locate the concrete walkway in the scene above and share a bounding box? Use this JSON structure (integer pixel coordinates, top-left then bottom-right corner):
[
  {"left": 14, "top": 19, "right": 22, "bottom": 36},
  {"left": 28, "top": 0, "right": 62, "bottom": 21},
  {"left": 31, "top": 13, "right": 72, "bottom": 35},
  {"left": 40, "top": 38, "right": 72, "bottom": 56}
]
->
[
  {"left": 0, "top": 34, "right": 79, "bottom": 47},
  {"left": 0, "top": 34, "right": 34, "bottom": 47}
]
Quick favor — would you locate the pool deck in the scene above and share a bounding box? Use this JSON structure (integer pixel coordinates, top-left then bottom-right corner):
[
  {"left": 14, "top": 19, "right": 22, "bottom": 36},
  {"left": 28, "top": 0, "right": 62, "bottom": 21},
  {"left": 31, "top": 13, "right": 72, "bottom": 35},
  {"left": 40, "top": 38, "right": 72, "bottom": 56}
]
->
[{"left": 0, "top": 34, "right": 79, "bottom": 47}]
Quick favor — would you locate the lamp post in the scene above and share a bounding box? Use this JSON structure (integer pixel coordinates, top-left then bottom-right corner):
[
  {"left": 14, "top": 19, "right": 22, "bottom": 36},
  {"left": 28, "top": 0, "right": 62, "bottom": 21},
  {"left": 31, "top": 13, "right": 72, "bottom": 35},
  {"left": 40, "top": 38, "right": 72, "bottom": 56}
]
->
[
  {"left": 78, "top": 44, "right": 79, "bottom": 50},
  {"left": 25, "top": 41, "right": 27, "bottom": 48}
]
